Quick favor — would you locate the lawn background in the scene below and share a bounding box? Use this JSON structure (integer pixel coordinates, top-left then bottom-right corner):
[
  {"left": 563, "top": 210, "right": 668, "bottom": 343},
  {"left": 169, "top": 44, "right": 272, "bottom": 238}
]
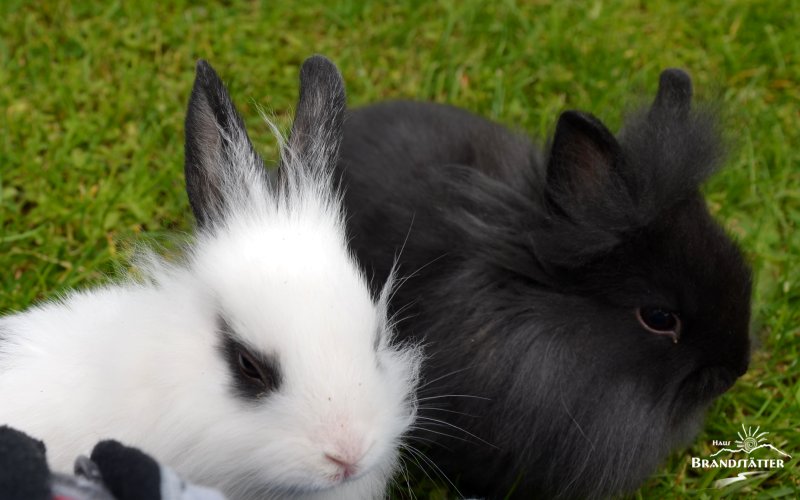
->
[{"left": 1, "top": 0, "right": 797, "bottom": 498}]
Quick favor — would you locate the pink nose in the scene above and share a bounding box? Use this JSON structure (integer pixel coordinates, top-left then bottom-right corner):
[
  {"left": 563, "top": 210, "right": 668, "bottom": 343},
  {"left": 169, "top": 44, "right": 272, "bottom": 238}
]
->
[{"left": 325, "top": 453, "right": 358, "bottom": 479}]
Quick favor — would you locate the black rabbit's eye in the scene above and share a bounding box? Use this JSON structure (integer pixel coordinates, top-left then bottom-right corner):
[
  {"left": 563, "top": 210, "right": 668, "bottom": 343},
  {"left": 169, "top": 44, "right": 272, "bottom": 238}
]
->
[
  {"left": 639, "top": 308, "right": 676, "bottom": 330},
  {"left": 636, "top": 307, "right": 681, "bottom": 342}
]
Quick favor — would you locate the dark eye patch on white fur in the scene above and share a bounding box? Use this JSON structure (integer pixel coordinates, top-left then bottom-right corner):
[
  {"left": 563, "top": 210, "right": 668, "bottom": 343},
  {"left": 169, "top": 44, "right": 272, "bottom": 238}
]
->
[{"left": 217, "top": 317, "right": 282, "bottom": 400}]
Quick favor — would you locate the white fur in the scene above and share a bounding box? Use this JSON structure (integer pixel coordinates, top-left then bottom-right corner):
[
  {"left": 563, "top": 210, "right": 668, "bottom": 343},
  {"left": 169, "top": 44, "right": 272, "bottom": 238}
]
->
[{"left": 0, "top": 70, "right": 420, "bottom": 499}]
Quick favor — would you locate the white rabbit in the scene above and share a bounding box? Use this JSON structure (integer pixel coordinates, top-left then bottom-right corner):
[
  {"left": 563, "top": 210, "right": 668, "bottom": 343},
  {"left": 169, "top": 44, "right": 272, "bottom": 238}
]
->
[{"left": 0, "top": 56, "right": 420, "bottom": 500}]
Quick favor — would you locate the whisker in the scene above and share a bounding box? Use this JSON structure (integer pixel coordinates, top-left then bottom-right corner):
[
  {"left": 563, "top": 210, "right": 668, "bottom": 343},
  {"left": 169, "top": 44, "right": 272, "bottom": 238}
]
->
[
  {"left": 395, "top": 454, "right": 416, "bottom": 500},
  {"left": 416, "top": 405, "right": 478, "bottom": 418},
  {"left": 417, "top": 366, "right": 474, "bottom": 391},
  {"left": 402, "top": 443, "right": 464, "bottom": 498},
  {"left": 405, "top": 433, "right": 455, "bottom": 453},
  {"left": 392, "top": 252, "right": 449, "bottom": 296},
  {"left": 416, "top": 415, "right": 498, "bottom": 449},
  {"left": 399, "top": 444, "right": 440, "bottom": 493},
  {"left": 407, "top": 425, "right": 477, "bottom": 445},
  {"left": 416, "top": 394, "right": 492, "bottom": 402}
]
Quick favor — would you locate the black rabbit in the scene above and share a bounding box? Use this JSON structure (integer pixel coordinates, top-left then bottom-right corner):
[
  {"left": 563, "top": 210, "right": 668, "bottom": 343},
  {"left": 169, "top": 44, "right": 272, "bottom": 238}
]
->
[{"left": 335, "top": 69, "right": 752, "bottom": 498}]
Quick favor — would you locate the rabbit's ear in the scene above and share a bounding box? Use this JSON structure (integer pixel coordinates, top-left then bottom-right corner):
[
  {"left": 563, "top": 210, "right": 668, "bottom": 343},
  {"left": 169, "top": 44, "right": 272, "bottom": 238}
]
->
[
  {"left": 284, "top": 55, "right": 346, "bottom": 173},
  {"left": 545, "top": 110, "right": 622, "bottom": 212},
  {"left": 184, "top": 60, "right": 265, "bottom": 227},
  {"left": 650, "top": 68, "right": 692, "bottom": 119}
]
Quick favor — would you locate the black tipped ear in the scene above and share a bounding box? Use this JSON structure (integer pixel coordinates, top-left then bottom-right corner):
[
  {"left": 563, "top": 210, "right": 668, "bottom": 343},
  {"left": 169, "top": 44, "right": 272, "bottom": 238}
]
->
[
  {"left": 184, "top": 60, "right": 264, "bottom": 227},
  {"left": 651, "top": 68, "right": 692, "bottom": 118},
  {"left": 546, "top": 111, "right": 621, "bottom": 210},
  {"left": 285, "top": 55, "right": 346, "bottom": 170}
]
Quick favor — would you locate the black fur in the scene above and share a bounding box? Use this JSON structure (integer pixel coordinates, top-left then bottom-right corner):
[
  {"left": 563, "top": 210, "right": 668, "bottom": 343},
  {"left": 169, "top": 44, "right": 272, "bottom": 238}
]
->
[
  {"left": 336, "top": 69, "right": 751, "bottom": 498},
  {"left": 184, "top": 56, "right": 345, "bottom": 227},
  {"left": 288, "top": 55, "right": 346, "bottom": 170},
  {"left": 218, "top": 317, "right": 283, "bottom": 401},
  {"left": 184, "top": 59, "right": 266, "bottom": 228}
]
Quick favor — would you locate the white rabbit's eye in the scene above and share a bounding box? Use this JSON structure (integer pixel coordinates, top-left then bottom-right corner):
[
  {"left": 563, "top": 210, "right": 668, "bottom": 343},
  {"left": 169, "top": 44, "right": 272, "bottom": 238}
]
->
[
  {"left": 235, "top": 348, "right": 277, "bottom": 393},
  {"left": 218, "top": 319, "right": 281, "bottom": 399},
  {"left": 636, "top": 307, "right": 681, "bottom": 343},
  {"left": 238, "top": 350, "right": 263, "bottom": 383}
]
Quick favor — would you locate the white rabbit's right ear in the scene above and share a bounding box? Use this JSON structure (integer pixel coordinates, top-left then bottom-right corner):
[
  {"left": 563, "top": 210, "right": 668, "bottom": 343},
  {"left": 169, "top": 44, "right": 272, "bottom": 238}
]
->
[
  {"left": 184, "top": 60, "right": 265, "bottom": 228},
  {"left": 283, "top": 55, "right": 346, "bottom": 176}
]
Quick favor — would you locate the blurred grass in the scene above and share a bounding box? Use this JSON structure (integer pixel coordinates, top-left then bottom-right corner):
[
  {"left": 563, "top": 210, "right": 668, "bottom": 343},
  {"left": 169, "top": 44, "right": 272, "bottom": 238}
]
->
[{"left": 1, "top": 0, "right": 798, "bottom": 498}]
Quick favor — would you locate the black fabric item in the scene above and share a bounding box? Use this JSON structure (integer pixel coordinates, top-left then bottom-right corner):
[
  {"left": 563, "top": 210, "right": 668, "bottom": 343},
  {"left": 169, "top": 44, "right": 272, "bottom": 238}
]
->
[
  {"left": 0, "top": 425, "right": 51, "bottom": 500},
  {"left": 91, "top": 440, "right": 162, "bottom": 500}
]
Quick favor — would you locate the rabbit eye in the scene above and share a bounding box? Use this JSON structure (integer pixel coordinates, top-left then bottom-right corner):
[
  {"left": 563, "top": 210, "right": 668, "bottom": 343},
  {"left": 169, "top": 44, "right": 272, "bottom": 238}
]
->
[
  {"left": 218, "top": 317, "right": 281, "bottom": 400},
  {"left": 234, "top": 348, "right": 278, "bottom": 394},
  {"left": 237, "top": 350, "right": 268, "bottom": 386},
  {"left": 636, "top": 307, "right": 681, "bottom": 342}
]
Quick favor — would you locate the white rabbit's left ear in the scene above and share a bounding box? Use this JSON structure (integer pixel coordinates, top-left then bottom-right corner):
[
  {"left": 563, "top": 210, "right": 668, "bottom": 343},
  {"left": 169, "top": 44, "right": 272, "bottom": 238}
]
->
[{"left": 184, "top": 60, "right": 265, "bottom": 228}]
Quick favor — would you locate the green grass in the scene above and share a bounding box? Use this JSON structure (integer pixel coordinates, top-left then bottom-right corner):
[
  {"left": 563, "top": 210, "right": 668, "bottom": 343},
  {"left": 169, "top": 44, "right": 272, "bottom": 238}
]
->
[{"left": 1, "top": 0, "right": 797, "bottom": 498}]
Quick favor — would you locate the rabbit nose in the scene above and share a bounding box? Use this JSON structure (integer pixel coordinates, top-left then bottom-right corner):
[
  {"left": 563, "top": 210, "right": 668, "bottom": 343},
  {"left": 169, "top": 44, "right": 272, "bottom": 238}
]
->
[{"left": 325, "top": 452, "right": 360, "bottom": 479}]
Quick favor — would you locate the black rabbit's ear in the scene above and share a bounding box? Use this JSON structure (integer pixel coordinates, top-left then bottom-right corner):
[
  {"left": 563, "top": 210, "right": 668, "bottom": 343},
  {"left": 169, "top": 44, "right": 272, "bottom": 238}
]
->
[
  {"left": 545, "top": 111, "right": 621, "bottom": 211},
  {"left": 284, "top": 55, "right": 346, "bottom": 172},
  {"left": 650, "top": 68, "right": 692, "bottom": 118},
  {"left": 184, "top": 60, "right": 264, "bottom": 228}
]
